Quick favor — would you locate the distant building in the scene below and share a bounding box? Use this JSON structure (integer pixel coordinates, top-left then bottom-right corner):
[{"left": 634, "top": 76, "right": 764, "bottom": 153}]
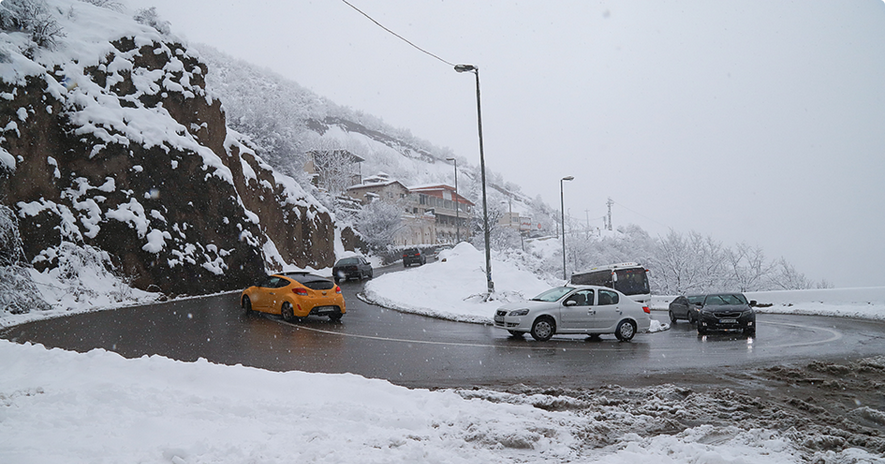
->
[
  {"left": 346, "top": 173, "right": 409, "bottom": 204},
  {"left": 498, "top": 209, "right": 533, "bottom": 233},
  {"left": 345, "top": 175, "right": 474, "bottom": 246},
  {"left": 407, "top": 184, "right": 473, "bottom": 245}
]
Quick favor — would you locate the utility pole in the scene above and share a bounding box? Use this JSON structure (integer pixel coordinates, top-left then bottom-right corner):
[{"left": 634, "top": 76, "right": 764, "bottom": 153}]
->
[
  {"left": 585, "top": 209, "right": 591, "bottom": 239},
  {"left": 606, "top": 197, "right": 614, "bottom": 231}
]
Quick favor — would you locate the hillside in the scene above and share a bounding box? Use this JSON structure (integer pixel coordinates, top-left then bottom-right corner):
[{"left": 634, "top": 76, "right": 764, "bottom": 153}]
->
[{"left": 0, "top": 0, "right": 345, "bottom": 312}]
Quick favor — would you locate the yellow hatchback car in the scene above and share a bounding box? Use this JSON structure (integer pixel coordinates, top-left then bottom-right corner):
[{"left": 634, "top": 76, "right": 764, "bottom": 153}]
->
[{"left": 241, "top": 272, "right": 346, "bottom": 322}]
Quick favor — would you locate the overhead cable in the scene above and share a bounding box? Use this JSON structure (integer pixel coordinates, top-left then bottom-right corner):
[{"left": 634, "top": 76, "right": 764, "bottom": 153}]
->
[{"left": 341, "top": 0, "right": 456, "bottom": 67}]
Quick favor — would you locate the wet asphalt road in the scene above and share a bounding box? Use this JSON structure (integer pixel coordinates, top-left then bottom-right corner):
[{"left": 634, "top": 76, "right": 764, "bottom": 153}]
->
[{"left": 3, "top": 265, "right": 885, "bottom": 389}]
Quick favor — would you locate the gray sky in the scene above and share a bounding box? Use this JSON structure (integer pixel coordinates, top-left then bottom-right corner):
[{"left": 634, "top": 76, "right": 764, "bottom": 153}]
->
[{"left": 128, "top": 0, "right": 885, "bottom": 287}]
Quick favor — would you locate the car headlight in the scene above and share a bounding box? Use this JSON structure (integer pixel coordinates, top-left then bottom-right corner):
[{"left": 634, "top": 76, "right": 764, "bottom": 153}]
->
[{"left": 509, "top": 309, "right": 529, "bottom": 317}]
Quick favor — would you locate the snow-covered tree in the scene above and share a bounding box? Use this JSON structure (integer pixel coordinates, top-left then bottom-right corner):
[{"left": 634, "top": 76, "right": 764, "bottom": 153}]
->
[
  {"left": 0, "top": 0, "right": 64, "bottom": 49},
  {"left": 355, "top": 201, "right": 402, "bottom": 253},
  {"left": 724, "top": 242, "right": 774, "bottom": 292},
  {"left": 0, "top": 205, "right": 51, "bottom": 314}
]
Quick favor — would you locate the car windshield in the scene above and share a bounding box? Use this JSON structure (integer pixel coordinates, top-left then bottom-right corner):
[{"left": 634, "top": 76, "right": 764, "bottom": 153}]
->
[
  {"left": 687, "top": 295, "right": 705, "bottom": 304},
  {"left": 704, "top": 294, "right": 748, "bottom": 305},
  {"left": 336, "top": 258, "right": 359, "bottom": 265},
  {"left": 531, "top": 287, "right": 574, "bottom": 302}
]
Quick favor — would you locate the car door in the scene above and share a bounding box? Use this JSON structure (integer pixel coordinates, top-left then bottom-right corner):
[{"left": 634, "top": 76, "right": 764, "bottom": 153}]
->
[
  {"left": 267, "top": 276, "right": 291, "bottom": 312},
  {"left": 671, "top": 296, "right": 688, "bottom": 318},
  {"left": 558, "top": 289, "right": 595, "bottom": 330},
  {"left": 250, "top": 276, "right": 277, "bottom": 312},
  {"left": 592, "top": 289, "right": 622, "bottom": 330}
]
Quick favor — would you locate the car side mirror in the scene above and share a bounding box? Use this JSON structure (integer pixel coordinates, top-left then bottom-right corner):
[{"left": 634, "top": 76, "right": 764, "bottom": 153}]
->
[{"left": 564, "top": 300, "right": 577, "bottom": 307}]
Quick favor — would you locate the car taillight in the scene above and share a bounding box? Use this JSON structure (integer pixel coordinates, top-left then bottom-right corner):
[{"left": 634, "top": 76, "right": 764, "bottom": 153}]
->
[
  {"left": 335, "top": 285, "right": 341, "bottom": 294},
  {"left": 293, "top": 288, "right": 308, "bottom": 296},
  {"left": 642, "top": 306, "right": 650, "bottom": 314}
]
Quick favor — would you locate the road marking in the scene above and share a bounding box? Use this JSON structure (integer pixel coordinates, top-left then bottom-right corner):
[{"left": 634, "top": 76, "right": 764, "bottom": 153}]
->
[
  {"left": 273, "top": 317, "right": 843, "bottom": 351},
  {"left": 273, "top": 318, "right": 641, "bottom": 351},
  {"left": 762, "top": 320, "right": 843, "bottom": 347}
]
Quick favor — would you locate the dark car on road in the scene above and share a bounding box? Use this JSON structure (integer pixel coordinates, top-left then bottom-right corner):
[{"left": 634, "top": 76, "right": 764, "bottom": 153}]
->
[
  {"left": 402, "top": 248, "right": 426, "bottom": 267},
  {"left": 668, "top": 294, "right": 705, "bottom": 324},
  {"left": 332, "top": 256, "right": 373, "bottom": 282},
  {"left": 696, "top": 293, "right": 757, "bottom": 336}
]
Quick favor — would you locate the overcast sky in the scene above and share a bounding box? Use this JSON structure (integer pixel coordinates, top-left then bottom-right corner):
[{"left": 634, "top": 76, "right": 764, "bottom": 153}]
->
[{"left": 126, "top": 0, "right": 885, "bottom": 288}]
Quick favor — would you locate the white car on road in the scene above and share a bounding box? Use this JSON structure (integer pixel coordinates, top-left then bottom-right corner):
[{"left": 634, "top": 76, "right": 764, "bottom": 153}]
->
[{"left": 494, "top": 285, "right": 652, "bottom": 341}]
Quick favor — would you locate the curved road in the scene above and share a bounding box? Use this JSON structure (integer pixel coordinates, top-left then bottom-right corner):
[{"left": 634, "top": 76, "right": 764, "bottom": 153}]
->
[{"left": 4, "top": 265, "right": 885, "bottom": 389}]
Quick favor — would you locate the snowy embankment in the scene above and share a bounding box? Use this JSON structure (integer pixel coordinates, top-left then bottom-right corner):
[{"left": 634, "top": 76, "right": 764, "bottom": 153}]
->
[{"left": 4, "top": 338, "right": 849, "bottom": 464}]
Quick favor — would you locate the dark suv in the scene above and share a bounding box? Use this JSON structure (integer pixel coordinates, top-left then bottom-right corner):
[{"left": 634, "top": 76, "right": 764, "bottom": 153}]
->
[
  {"left": 402, "top": 248, "right": 426, "bottom": 267},
  {"left": 696, "top": 293, "right": 757, "bottom": 336},
  {"left": 332, "top": 256, "right": 373, "bottom": 282}
]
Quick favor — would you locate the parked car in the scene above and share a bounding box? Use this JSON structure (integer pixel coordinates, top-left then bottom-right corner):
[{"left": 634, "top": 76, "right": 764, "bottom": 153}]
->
[
  {"left": 668, "top": 294, "right": 705, "bottom": 323},
  {"left": 241, "top": 271, "right": 345, "bottom": 322},
  {"left": 332, "top": 256, "right": 373, "bottom": 282},
  {"left": 402, "top": 248, "right": 426, "bottom": 267},
  {"left": 696, "top": 293, "right": 756, "bottom": 336},
  {"left": 493, "top": 285, "right": 652, "bottom": 342}
]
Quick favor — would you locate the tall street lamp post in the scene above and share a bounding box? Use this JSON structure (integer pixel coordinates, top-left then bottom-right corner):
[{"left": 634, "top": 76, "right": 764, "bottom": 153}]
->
[
  {"left": 455, "top": 63, "right": 494, "bottom": 295},
  {"left": 446, "top": 157, "right": 460, "bottom": 244},
  {"left": 560, "top": 176, "right": 574, "bottom": 281}
]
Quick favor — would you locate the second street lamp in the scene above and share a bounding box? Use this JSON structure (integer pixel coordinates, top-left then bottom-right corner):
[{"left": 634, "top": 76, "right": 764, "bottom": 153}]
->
[
  {"left": 446, "top": 157, "right": 460, "bottom": 244},
  {"left": 560, "top": 176, "right": 574, "bottom": 281},
  {"left": 455, "top": 63, "right": 494, "bottom": 295}
]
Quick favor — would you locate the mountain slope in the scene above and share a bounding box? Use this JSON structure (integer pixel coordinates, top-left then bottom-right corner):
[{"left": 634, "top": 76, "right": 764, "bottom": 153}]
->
[{"left": 0, "top": 0, "right": 337, "bottom": 302}]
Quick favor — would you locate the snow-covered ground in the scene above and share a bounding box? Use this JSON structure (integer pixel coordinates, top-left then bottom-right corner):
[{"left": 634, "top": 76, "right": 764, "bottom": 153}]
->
[
  {"left": 364, "top": 242, "right": 885, "bottom": 324},
  {"left": 3, "top": 243, "right": 885, "bottom": 462}
]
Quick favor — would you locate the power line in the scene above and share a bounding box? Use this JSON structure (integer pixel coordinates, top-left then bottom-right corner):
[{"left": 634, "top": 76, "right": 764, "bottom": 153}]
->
[
  {"left": 341, "top": 0, "right": 456, "bottom": 67},
  {"left": 609, "top": 199, "right": 673, "bottom": 231}
]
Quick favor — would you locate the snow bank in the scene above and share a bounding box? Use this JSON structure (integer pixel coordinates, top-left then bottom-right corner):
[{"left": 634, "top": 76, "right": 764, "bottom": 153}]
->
[
  {"left": 364, "top": 242, "right": 553, "bottom": 323},
  {"left": 4, "top": 339, "right": 869, "bottom": 464}
]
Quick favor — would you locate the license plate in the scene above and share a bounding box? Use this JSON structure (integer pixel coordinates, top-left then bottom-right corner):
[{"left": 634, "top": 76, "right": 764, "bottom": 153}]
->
[
  {"left": 719, "top": 318, "right": 737, "bottom": 324},
  {"left": 494, "top": 316, "right": 505, "bottom": 323},
  {"left": 315, "top": 306, "right": 335, "bottom": 314}
]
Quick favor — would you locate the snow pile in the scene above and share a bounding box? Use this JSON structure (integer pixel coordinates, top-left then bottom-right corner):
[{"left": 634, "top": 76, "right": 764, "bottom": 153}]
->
[
  {"left": 5, "top": 339, "right": 872, "bottom": 463},
  {"left": 747, "top": 287, "right": 885, "bottom": 320},
  {"left": 364, "top": 242, "right": 556, "bottom": 323}
]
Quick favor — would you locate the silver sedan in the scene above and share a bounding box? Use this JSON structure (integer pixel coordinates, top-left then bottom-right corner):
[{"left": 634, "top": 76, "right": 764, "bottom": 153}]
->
[{"left": 493, "top": 285, "right": 652, "bottom": 341}]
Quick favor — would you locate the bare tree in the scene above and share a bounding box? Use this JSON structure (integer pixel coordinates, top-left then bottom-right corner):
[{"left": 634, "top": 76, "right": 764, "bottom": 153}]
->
[
  {"left": 355, "top": 201, "right": 402, "bottom": 252},
  {"left": 724, "top": 242, "right": 775, "bottom": 292}
]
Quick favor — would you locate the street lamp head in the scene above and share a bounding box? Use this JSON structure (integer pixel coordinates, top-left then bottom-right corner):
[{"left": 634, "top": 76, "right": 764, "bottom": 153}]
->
[
  {"left": 454, "top": 64, "right": 477, "bottom": 73},
  {"left": 446, "top": 157, "right": 456, "bottom": 162},
  {"left": 562, "top": 176, "right": 575, "bottom": 181}
]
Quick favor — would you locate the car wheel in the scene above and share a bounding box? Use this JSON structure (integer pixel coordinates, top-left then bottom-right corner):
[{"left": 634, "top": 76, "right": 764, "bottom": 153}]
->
[
  {"left": 669, "top": 310, "right": 677, "bottom": 324},
  {"left": 530, "top": 317, "right": 555, "bottom": 342},
  {"left": 281, "top": 303, "right": 295, "bottom": 322},
  {"left": 329, "top": 312, "right": 343, "bottom": 322},
  {"left": 745, "top": 328, "right": 756, "bottom": 337},
  {"left": 697, "top": 324, "right": 707, "bottom": 335},
  {"left": 242, "top": 296, "right": 252, "bottom": 314},
  {"left": 615, "top": 320, "right": 636, "bottom": 342},
  {"left": 368, "top": 270, "right": 374, "bottom": 279},
  {"left": 689, "top": 313, "right": 697, "bottom": 324}
]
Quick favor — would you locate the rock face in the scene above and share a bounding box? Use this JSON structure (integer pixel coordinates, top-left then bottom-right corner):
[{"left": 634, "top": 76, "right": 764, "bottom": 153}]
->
[{"left": 0, "top": 18, "right": 335, "bottom": 297}]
